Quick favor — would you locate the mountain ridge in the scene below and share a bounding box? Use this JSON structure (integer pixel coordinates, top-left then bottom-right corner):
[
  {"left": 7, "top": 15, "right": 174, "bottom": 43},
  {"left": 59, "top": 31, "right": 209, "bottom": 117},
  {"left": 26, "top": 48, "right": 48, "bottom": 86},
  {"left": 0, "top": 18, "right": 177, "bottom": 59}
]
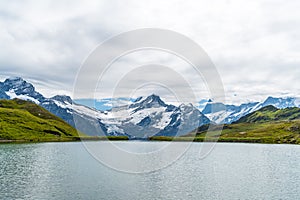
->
[
  {"left": 235, "top": 105, "right": 300, "bottom": 123},
  {"left": 0, "top": 77, "right": 210, "bottom": 138},
  {"left": 1, "top": 76, "right": 299, "bottom": 138},
  {"left": 202, "top": 97, "right": 300, "bottom": 124}
]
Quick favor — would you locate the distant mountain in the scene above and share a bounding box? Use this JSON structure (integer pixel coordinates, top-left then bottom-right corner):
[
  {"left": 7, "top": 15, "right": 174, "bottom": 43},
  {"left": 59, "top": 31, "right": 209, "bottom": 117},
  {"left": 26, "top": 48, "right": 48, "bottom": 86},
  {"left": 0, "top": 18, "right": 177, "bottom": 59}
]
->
[
  {"left": 0, "top": 77, "right": 210, "bottom": 138},
  {"left": 202, "top": 97, "right": 300, "bottom": 124},
  {"left": 1, "top": 77, "right": 299, "bottom": 137},
  {"left": 259, "top": 96, "right": 300, "bottom": 109},
  {"left": 0, "top": 77, "right": 45, "bottom": 103},
  {"left": 202, "top": 101, "right": 260, "bottom": 124},
  {"left": 99, "top": 94, "right": 210, "bottom": 138},
  {"left": 197, "top": 99, "right": 210, "bottom": 111},
  {"left": 235, "top": 105, "right": 300, "bottom": 123},
  {"left": 0, "top": 77, "right": 103, "bottom": 135},
  {"left": 0, "top": 99, "right": 80, "bottom": 142},
  {"left": 177, "top": 105, "right": 300, "bottom": 144}
]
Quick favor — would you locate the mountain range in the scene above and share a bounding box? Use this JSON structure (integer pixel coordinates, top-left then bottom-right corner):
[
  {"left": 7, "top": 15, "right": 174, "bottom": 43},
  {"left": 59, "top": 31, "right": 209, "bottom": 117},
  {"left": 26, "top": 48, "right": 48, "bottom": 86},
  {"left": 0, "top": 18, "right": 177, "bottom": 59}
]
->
[
  {"left": 0, "top": 77, "right": 299, "bottom": 138},
  {"left": 180, "top": 105, "right": 300, "bottom": 144},
  {"left": 0, "top": 77, "right": 210, "bottom": 138},
  {"left": 202, "top": 96, "right": 300, "bottom": 124}
]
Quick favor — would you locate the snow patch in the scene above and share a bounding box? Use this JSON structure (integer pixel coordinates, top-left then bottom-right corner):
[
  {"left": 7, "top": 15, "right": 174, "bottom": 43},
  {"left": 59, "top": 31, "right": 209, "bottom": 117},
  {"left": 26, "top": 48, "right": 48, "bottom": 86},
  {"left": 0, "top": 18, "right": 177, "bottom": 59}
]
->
[{"left": 5, "top": 90, "right": 40, "bottom": 104}]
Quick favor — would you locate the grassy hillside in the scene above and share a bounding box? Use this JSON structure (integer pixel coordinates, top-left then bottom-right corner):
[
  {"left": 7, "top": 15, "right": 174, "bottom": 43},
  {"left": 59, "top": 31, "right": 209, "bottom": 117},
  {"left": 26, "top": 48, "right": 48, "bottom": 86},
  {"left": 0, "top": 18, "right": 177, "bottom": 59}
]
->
[
  {"left": 150, "top": 120, "right": 300, "bottom": 144},
  {"left": 0, "top": 99, "right": 82, "bottom": 142},
  {"left": 236, "top": 105, "right": 300, "bottom": 123},
  {"left": 150, "top": 106, "right": 300, "bottom": 144}
]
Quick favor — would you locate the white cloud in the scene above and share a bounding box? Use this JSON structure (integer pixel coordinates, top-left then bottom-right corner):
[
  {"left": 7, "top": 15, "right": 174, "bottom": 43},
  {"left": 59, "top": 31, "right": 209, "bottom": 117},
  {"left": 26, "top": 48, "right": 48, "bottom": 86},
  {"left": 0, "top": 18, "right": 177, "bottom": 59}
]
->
[{"left": 0, "top": 0, "right": 299, "bottom": 104}]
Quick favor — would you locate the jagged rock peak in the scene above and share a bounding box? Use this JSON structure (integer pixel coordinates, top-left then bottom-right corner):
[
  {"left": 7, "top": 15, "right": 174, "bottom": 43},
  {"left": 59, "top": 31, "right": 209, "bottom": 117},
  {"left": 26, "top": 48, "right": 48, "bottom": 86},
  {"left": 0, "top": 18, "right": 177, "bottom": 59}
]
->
[
  {"left": 50, "top": 95, "right": 73, "bottom": 104},
  {"left": 129, "top": 94, "right": 167, "bottom": 109}
]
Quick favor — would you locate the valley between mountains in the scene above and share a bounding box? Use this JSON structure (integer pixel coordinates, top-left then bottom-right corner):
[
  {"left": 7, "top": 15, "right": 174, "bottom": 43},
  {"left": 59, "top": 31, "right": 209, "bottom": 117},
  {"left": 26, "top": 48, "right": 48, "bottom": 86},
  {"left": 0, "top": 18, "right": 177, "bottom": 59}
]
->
[{"left": 0, "top": 77, "right": 299, "bottom": 144}]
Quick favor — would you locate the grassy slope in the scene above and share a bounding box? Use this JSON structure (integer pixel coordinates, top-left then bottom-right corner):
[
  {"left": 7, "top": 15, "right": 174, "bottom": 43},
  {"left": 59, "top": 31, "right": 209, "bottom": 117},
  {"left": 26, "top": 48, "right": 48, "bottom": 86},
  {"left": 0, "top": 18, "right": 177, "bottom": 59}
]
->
[
  {"left": 236, "top": 105, "right": 300, "bottom": 123},
  {"left": 195, "top": 120, "right": 300, "bottom": 144},
  {"left": 0, "top": 99, "right": 129, "bottom": 142},
  {"left": 0, "top": 99, "right": 82, "bottom": 142},
  {"left": 150, "top": 106, "right": 300, "bottom": 144}
]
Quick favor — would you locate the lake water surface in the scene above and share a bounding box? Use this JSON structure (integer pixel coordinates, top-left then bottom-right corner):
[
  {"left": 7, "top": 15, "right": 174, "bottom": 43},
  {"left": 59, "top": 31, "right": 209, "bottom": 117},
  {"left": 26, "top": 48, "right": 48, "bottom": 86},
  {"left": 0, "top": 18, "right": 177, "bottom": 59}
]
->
[{"left": 0, "top": 141, "right": 299, "bottom": 200}]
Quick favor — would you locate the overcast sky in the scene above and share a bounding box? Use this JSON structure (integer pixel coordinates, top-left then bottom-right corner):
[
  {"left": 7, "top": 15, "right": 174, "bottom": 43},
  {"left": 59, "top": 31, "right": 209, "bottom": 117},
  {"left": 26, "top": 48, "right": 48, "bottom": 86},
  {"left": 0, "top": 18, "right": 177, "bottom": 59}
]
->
[{"left": 0, "top": 0, "right": 299, "bottom": 105}]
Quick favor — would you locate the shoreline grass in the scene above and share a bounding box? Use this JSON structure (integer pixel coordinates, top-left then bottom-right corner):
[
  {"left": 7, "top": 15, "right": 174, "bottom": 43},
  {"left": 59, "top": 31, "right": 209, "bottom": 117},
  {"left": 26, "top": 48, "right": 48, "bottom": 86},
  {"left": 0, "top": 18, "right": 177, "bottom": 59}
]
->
[
  {"left": 149, "top": 136, "right": 300, "bottom": 145},
  {"left": 1, "top": 135, "right": 299, "bottom": 145},
  {"left": 0, "top": 136, "right": 129, "bottom": 144}
]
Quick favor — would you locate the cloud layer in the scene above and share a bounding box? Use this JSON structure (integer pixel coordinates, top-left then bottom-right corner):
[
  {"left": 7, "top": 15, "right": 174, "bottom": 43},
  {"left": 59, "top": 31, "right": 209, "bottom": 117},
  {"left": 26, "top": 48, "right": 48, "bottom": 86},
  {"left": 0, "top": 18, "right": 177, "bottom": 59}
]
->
[{"left": 0, "top": 0, "right": 299, "bottom": 104}]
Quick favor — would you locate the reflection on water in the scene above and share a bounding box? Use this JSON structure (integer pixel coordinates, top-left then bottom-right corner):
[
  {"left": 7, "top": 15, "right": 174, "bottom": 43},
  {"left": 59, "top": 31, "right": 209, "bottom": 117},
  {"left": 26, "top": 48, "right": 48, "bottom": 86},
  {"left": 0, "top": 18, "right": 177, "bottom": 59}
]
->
[{"left": 0, "top": 142, "right": 300, "bottom": 200}]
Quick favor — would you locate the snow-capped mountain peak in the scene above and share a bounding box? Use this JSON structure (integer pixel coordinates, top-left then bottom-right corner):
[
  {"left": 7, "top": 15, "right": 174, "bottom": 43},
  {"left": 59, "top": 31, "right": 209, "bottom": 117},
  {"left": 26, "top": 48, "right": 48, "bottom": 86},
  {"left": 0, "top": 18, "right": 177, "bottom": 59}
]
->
[
  {"left": 3, "top": 77, "right": 33, "bottom": 92},
  {"left": 261, "top": 96, "right": 297, "bottom": 109},
  {"left": 202, "top": 96, "right": 300, "bottom": 124},
  {"left": 50, "top": 95, "right": 73, "bottom": 104},
  {"left": 129, "top": 94, "right": 167, "bottom": 110},
  {"left": 4, "top": 77, "right": 25, "bottom": 84},
  {"left": 96, "top": 94, "right": 210, "bottom": 138},
  {"left": 1, "top": 77, "right": 44, "bottom": 103}
]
